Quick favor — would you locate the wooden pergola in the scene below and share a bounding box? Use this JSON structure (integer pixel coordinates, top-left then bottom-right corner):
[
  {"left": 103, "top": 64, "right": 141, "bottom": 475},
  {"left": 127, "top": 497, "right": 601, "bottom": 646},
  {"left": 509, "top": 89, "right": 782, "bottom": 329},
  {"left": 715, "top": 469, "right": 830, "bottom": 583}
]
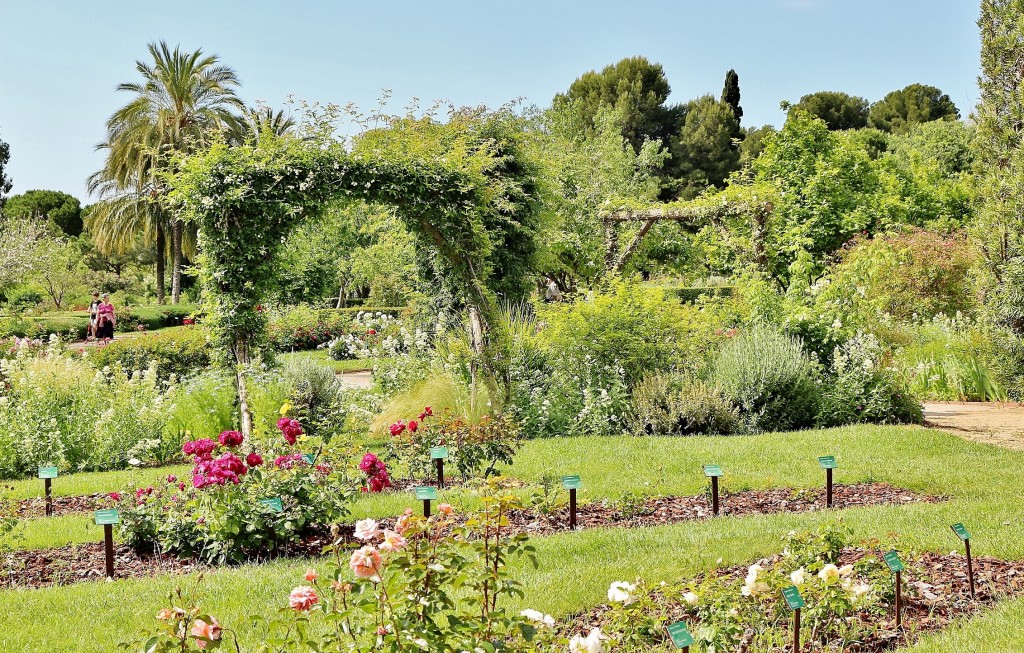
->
[{"left": 600, "top": 201, "right": 773, "bottom": 272}]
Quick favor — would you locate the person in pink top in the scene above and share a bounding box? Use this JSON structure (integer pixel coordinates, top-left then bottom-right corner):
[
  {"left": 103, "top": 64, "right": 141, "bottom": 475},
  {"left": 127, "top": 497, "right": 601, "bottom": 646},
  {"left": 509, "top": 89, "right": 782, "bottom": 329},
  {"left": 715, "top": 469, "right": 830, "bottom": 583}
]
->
[{"left": 95, "top": 293, "right": 116, "bottom": 341}]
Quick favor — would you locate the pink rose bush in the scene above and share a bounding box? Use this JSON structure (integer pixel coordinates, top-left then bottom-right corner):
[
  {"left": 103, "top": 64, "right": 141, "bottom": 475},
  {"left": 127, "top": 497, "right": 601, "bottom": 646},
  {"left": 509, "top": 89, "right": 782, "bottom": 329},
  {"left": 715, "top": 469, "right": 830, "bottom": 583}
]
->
[
  {"left": 358, "top": 452, "right": 392, "bottom": 492},
  {"left": 113, "top": 417, "right": 356, "bottom": 563}
]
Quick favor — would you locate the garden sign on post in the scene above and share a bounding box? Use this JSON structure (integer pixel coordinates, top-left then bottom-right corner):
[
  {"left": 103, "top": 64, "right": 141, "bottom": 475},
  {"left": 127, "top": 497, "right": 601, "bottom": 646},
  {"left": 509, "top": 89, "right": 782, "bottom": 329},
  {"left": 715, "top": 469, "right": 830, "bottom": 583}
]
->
[
  {"left": 884, "top": 550, "right": 906, "bottom": 628},
  {"left": 562, "top": 475, "right": 581, "bottom": 530},
  {"left": 704, "top": 464, "right": 723, "bottom": 515},
  {"left": 430, "top": 446, "right": 448, "bottom": 489},
  {"left": 416, "top": 486, "right": 438, "bottom": 518},
  {"left": 94, "top": 508, "right": 120, "bottom": 578},
  {"left": 818, "top": 455, "right": 837, "bottom": 508},
  {"left": 951, "top": 522, "right": 975, "bottom": 598},
  {"left": 38, "top": 466, "right": 57, "bottom": 517}
]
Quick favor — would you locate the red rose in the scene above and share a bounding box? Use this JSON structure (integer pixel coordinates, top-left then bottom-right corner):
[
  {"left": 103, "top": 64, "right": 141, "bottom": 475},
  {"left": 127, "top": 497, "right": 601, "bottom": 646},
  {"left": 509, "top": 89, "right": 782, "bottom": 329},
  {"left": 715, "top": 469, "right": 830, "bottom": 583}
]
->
[
  {"left": 246, "top": 452, "right": 264, "bottom": 467},
  {"left": 408, "top": 420, "right": 418, "bottom": 433}
]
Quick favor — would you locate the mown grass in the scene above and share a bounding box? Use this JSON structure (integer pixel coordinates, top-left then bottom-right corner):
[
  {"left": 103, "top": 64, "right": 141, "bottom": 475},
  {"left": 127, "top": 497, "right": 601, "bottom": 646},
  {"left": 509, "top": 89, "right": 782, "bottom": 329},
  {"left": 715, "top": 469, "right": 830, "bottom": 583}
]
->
[
  {"left": 3, "top": 425, "right": 1024, "bottom": 651},
  {"left": 278, "top": 349, "right": 383, "bottom": 374}
]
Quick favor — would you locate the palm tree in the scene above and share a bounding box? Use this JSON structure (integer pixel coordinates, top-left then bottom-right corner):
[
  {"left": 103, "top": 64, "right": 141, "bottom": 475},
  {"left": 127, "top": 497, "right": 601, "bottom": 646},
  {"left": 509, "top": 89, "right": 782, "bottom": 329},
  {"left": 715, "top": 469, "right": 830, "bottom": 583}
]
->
[
  {"left": 224, "top": 106, "right": 296, "bottom": 145},
  {"left": 89, "top": 41, "right": 242, "bottom": 303}
]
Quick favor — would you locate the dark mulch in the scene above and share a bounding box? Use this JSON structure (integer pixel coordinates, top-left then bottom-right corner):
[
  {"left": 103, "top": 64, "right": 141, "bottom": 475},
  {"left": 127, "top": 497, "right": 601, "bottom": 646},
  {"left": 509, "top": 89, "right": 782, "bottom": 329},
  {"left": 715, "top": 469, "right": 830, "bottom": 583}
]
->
[
  {"left": 1, "top": 543, "right": 202, "bottom": 589},
  {"left": 566, "top": 547, "right": 1024, "bottom": 653},
  {"left": 0, "top": 483, "right": 940, "bottom": 590},
  {"left": 11, "top": 493, "right": 107, "bottom": 518},
  {"left": 507, "top": 482, "right": 942, "bottom": 535}
]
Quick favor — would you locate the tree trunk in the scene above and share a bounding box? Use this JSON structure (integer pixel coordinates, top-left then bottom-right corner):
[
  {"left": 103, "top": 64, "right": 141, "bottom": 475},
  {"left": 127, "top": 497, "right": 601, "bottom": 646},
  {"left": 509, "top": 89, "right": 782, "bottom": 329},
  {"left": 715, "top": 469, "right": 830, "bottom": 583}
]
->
[
  {"left": 232, "top": 335, "right": 254, "bottom": 438},
  {"left": 612, "top": 218, "right": 658, "bottom": 272},
  {"left": 155, "top": 222, "right": 166, "bottom": 305},
  {"left": 171, "top": 218, "right": 183, "bottom": 304}
]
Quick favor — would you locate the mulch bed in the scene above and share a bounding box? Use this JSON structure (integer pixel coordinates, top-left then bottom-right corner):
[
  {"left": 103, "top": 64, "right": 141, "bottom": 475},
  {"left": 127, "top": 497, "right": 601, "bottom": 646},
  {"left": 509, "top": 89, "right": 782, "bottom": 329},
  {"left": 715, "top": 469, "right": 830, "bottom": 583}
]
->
[
  {"left": 2, "top": 543, "right": 201, "bottom": 589},
  {"left": 506, "top": 482, "right": 942, "bottom": 535},
  {"left": 0, "top": 483, "right": 940, "bottom": 590},
  {"left": 565, "top": 547, "right": 1024, "bottom": 652},
  {"left": 11, "top": 493, "right": 107, "bottom": 518}
]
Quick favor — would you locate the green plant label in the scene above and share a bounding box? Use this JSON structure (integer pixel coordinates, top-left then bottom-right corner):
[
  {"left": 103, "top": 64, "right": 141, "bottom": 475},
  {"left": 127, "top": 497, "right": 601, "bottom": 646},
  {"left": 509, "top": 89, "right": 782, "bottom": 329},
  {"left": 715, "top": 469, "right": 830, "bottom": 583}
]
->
[
  {"left": 781, "top": 585, "right": 806, "bottom": 610},
  {"left": 94, "top": 509, "right": 120, "bottom": 526},
  {"left": 37, "top": 466, "right": 58, "bottom": 479},
  {"left": 301, "top": 453, "right": 316, "bottom": 465},
  {"left": 883, "top": 550, "right": 905, "bottom": 573},
  {"left": 260, "top": 497, "right": 284, "bottom": 513},
  {"left": 817, "top": 455, "right": 838, "bottom": 470},
  {"left": 415, "top": 487, "right": 438, "bottom": 501},
  {"left": 561, "top": 475, "right": 582, "bottom": 490},
  {"left": 703, "top": 464, "right": 723, "bottom": 478},
  {"left": 951, "top": 523, "right": 971, "bottom": 541},
  {"left": 430, "top": 446, "right": 449, "bottom": 460},
  {"left": 666, "top": 621, "right": 694, "bottom": 648}
]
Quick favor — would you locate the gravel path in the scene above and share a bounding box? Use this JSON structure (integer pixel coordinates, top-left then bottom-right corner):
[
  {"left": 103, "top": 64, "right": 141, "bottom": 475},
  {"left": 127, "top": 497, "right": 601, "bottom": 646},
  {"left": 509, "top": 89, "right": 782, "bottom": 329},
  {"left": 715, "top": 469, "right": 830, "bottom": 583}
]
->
[{"left": 923, "top": 401, "right": 1024, "bottom": 450}]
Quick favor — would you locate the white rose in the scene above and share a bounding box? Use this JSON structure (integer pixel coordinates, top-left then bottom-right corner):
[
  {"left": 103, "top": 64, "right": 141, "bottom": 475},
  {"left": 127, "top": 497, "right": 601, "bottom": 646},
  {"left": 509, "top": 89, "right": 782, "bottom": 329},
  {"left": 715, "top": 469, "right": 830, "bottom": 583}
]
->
[
  {"left": 569, "top": 628, "right": 607, "bottom": 653},
  {"left": 607, "top": 581, "right": 636, "bottom": 604},
  {"left": 519, "top": 609, "right": 555, "bottom": 628},
  {"left": 818, "top": 564, "right": 841, "bottom": 585},
  {"left": 682, "top": 592, "right": 699, "bottom": 606},
  {"left": 790, "top": 568, "right": 807, "bottom": 586}
]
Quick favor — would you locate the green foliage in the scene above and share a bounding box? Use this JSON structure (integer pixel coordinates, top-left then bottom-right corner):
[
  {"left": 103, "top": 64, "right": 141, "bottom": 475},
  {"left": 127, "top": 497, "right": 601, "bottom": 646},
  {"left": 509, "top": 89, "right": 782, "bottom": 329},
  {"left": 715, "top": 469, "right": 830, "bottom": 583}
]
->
[
  {"left": 3, "top": 189, "right": 83, "bottom": 236},
  {"left": 721, "top": 69, "right": 743, "bottom": 126},
  {"left": 817, "top": 333, "right": 921, "bottom": 427},
  {"left": 789, "top": 91, "right": 869, "bottom": 130},
  {"left": 89, "top": 327, "right": 211, "bottom": 380},
  {"left": 667, "top": 95, "right": 741, "bottom": 199},
  {"left": 265, "top": 304, "right": 351, "bottom": 352},
  {"left": 712, "top": 325, "right": 820, "bottom": 433},
  {"left": 0, "top": 133, "right": 10, "bottom": 205},
  {"left": 627, "top": 373, "right": 738, "bottom": 436},
  {"left": 868, "top": 83, "right": 960, "bottom": 134},
  {"left": 117, "top": 444, "right": 354, "bottom": 564},
  {"left": 0, "top": 349, "right": 177, "bottom": 477},
  {"left": 813, "top": 229, "right": 979, "bottom": 327},
  {"left": 554, "top": 55, "right": 677, "bottom": 151},
  {"left": 388, "top": 411, "right": 520, "bottom": 481},
  {"left": 532, "top": 102, "right": 667, "bottom": 286},
  {"left": 739, "top": 124, "right": 775, "bottom": 166}
]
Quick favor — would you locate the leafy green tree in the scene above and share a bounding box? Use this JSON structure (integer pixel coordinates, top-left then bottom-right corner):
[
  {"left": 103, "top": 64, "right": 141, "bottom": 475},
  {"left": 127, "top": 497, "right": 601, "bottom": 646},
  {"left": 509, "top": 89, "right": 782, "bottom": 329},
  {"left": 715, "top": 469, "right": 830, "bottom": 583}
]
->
[
  {"left": 788, "top": 91, "right": 869, "bottom": 130},
  {"left": 868, "top": 83, "right": 960, "bottom": 134},
  {"left": 668, "top": 95, "right": 741, "bottom": 199},
  {"left": 89, "top": 41, "right": 242, "bottom": 304},
  {"left": 721, "top": 69, "right": 743, "bottom": 126},
  {"left": 739, "top": 125, "right": 776, "bottom": 166},
  {"left": 553, "top": 56, "right": 678, "bottom": 152},
  {"left": 4, "top": 189, "right": 83, "bottom": 236},
  {"left": 0, "top": 134, "right": 11, "bottom": 207},
  {"left": 531, "top": 101, "right": 667, "bottom": 288}
]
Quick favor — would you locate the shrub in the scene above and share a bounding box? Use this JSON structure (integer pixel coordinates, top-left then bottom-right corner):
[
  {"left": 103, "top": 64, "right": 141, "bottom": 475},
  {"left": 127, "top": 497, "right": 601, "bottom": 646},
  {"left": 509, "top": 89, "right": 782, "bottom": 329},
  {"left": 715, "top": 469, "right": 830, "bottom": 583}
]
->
[
  {"left": 817, "top": 333, "right": 922, "bottom": 426},
  {"left": 627, "top": 373, "right": 738, "bottom": 436},
  {"left": 0, "top": 348, "right": 176, "bottom": 477},
  {"left": 712, "top": 325, "right": 821, "bottom": 433},
  {"left": 325, "top": 311, "right": 427, "bottom": 361},
  {"left": 88, "top": 327, "right": 211, "bottom": 380},
  {"left": 387, "top": 409, "right": 519, "bottom": 481},
  {"left": 265, "top": 304, "right": 351, "bottom": 351},
  {"left": 0, "top": 315, "right": 88, "bottom": 340},
  {"left": 116, "top": 304, "right": 198, "bottom": 332},
  {"left": 117, "top": 420, "right": 354, "bottom": 563}
]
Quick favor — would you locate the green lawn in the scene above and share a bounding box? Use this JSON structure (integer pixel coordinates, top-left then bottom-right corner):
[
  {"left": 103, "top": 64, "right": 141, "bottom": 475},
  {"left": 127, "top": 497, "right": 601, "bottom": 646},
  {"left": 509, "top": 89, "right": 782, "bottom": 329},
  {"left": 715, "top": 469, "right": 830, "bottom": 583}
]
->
[
  {"left": 3, "top": 425, "right": 1024, "bottom": 651},
  {"left": 279, "top": 349, "right": 385, "bottom": 374}
]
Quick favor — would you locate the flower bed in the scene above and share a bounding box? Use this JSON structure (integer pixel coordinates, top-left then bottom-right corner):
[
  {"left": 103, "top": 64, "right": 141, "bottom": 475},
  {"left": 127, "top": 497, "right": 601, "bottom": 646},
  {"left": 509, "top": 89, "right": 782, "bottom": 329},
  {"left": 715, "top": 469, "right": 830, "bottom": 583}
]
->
[{"left": 565, "top": 536, "right": 1024, "bottom": 652}]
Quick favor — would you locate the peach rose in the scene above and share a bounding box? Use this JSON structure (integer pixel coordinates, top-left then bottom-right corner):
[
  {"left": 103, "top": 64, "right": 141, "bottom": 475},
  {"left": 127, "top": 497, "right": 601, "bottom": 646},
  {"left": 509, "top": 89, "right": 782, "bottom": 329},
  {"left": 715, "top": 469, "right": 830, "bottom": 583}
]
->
[
  {"left": 380, "top": 529, "right": 407, "bottom": 552},
  {"left": 156, "top": 608, "right": 174, "bottom": 621},
  {"left": 350, "top": 545, "right": 383, "bottom": 580},
  {"left": 191, "top": 617, "right": 221, "bottom": 649},
  {"left": 288, "top": 586, "right": 320, "bottom": 611},
  {"left": 304, "top": 568, "right": 318, "bottom": 582},
  {"left": 394, "top": 508, "right": 414, "bottom": 535},
  {"left": 437, "top": 503, "right": 454, "bottom": 516}
]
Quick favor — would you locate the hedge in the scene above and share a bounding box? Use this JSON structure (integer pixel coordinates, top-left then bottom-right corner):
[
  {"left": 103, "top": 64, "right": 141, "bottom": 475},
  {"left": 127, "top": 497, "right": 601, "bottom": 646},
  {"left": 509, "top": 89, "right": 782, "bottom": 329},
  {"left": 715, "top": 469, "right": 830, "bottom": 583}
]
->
[
  {"left": 0, "top": 304, "right": 198, "bottom": 340},
  {"left": 88, "top": 326, "right": 211, "bottom": 379}
]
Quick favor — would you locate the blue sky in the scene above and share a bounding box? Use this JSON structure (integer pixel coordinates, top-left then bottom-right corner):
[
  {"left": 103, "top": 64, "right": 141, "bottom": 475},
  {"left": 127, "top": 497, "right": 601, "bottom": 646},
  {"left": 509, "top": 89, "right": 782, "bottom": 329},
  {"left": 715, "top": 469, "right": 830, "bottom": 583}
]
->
[{"left": 0, "top": 0, "right": 981, "bottom": 200}]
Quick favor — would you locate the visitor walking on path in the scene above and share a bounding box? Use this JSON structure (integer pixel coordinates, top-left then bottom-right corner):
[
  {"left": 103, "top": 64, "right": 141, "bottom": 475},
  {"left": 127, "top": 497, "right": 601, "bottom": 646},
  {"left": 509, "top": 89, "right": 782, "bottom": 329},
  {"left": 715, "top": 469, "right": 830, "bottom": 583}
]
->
[
  {"left": 95, "top": 293, "right": 116, "bottom": 341},
  {"left": 87, "top": 291, "right": 101, "bottom": 340}
]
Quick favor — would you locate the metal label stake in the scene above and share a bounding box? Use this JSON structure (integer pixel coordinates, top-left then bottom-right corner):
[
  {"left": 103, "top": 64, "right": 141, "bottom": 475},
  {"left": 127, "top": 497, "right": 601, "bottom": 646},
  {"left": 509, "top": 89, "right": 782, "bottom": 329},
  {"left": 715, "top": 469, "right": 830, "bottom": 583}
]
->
[
  {"left": 562, "top": 476, "right": 581, "bottom": 530},
  {"left": 704, "top": 465, "right": 723, "bottom": 515},
  {"left": 951, "top": 523, "right": 975, "bottom": 599}
]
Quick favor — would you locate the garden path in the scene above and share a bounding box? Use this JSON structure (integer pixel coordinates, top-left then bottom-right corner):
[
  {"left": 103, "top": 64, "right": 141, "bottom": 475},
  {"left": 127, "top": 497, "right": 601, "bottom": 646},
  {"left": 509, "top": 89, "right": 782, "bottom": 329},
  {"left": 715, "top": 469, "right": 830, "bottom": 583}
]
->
[
  {"left": 923, "top": 401, "right": 1024, "bottom": 450},
  {"left": 338, "top": 370, "right": 373, "bottom": 389}
]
